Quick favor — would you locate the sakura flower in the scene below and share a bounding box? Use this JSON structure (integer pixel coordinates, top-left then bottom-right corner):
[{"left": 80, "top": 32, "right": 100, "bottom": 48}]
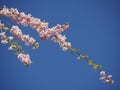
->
[
  {"left": 25, "top": 14, "right": 32, "bottom": 21},
  {"left": 62, "top": 24, "right": 69, "bottom": 30},
  {"left": 10, "top": 26, "right": 38, "bottom": 48},
  {"left": 40, "top": 32, "right": 51, "bottom": 40},
  {"left": 9, "top": 8, "right": 19, "bottom": 15},
  {"left": 29, "top": 17, "right": 41, "bottom": 29},
  {"left": 25, "top": 37, "right": 36, "bottom": 46},
  {"left": 21, "top": 35, "right": 29, "bottom": 41},
  {"left": 17, "top": 53, "right": 32, "bottom": 66},
  {"left": 0, "top": 6, "right": 9, "bottom": 15},
  {"left": 20, "top": 19, "right": 29, "bottom": 26},
  {"left": 100, "top": 71, "right": 106, "bottom": 76},
  {"left": 10, "top": 26, "right": 23, "bottom": 38},
  {"left": 62, "top": 47, "right": 68, "bottom": 51},
  {"left": 105, "top": 79, "right": 110, "bottom": 83},
  {"left": 99, "top": 71, "right": 114, "bottom": 85},
  {"left": 0, "top": 32, "right": 5, "bottom": 37},
  {"left": 51, "top": 33, "right": 72, "bottom": 51},
  {"left": 38, "top": 22, "right": 48, "bottom": 30},
  {"left": 0, "top": 30, "right": 13, "bottom": 44},
  {"left": 0, "top": 23, "right": 4, "bottom": 29},
  {"left": 8, "top": 36, "right": 14, "bottom": 41},
  {"left": 19, "top": 12, "right": 26, "bottom": 19},
  {"left": 107, "top": 75, "right": 112, "bottom": 79},
  {"left": 100, "top": 76, "right": 106, "bottom": 81},
  {"left": 1, "top": 39, "right": 8, "bottom": 44}
]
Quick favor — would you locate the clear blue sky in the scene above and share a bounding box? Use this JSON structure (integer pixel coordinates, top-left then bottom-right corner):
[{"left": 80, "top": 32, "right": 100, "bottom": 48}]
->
[{"left": 0, "top": 0, "right": 120, "bottom": 90}]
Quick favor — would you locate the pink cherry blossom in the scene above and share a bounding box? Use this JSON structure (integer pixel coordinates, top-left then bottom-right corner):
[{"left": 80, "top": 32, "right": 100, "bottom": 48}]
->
[
  {"left": 1, "top": 39, "right": 8, "bottom": 44},
  {"left": 8, "top": 36, "right": 14, "bottom": 41},
  {"left": 25, "top": 37, "right": 36, "bottom": 46},
  {"left": 0, "top": 23, "right": 4, "bottom": 29},
  {"left": 10, "top": 25, "right": 38, "bottom": 47},
  {"left": 22, "top": 35, "right": 30, "bottom": 41},
  {"left": 100, "top": 71, "right": 106, "bottom": 76},
  {"left": 51, "top": 34, "right": 72, "bottom": 51},
  {"left": 100, "top": 76, "right": 106, "bottom": 81},
  {"left": 0, "top": 32, "right": 6, "bottom": 39},
  {"left": 0, "top": 29, "right": 32, "bottom": 66},
  {"left": 19, "top": 12, "right": 26, "bottom": 19},
  {"left": 10, "top": 26, "right": 23, "bottom": 38},
  {"left": 107, "top": 75, "right": 112, "bottom": 79},
  {"left": 99, "top": 71, "right": 114, "bottom": 85},
  {"left": 0, "top": 23, "right": 14, "bottom": 43},
  {"left": 105, "top": 79, "right": 110, "bottom": 83},
  {"left": 17, "top": 53, "right": 32, "bottom": 66},
  {"left": 0, "top": 31, "right": 13, "bottom": 44},
  {"left": 0, "top": 6, "right": 69, "bottom": 43},
  {"left": 0, "top": 6, "right": 115, "bottom": 85},
  {"left": 0, "top": 6, "right": 9, "bottom": 16}
]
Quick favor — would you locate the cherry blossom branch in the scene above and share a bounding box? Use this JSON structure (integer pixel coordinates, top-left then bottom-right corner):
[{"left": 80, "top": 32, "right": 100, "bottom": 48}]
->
[
  {"left": 0, "top": 6, "right": 70, "bottom": 50},
  {"left": 0, "top": 19, "right": 39, "bottom": 50},
  {"left": 0, "top": 6, "right": 114, "bottom": 85},
  {"left": 69, "top": 48, "right": 114, "bottom": 84},
  {"left": 10, "top": 25, "right": 39, "bottom": 50},
  {"left": 0, "top": 23, "right": 31, "bottom": 66}
]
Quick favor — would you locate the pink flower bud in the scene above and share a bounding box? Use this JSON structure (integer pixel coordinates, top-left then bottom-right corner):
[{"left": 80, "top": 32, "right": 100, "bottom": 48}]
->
[
  {"left": 22, "top": 35, "right": 29, "bottom": 41},
  {"left": 105, "top": 79, "right": 110, "bottom": 83},
  {"left": 100, "top": 71, "right": 106, "bottom": 76},
  {"left": 100, "top": 76, "right": 106, "bottom": 80},
  {"left": 1, "top": 40, "right": 8, "bottom": 44},
  {"left": 0, "top": 23, "right": 4, "bottom": 29},
  {"left": 107, "top": 75, "right": 112, "bottom": 79}
]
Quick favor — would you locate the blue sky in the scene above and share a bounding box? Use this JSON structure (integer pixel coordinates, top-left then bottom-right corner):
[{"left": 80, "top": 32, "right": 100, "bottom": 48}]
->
[{"left": 0, "top": 0, "right": 120, "bottom": 90}]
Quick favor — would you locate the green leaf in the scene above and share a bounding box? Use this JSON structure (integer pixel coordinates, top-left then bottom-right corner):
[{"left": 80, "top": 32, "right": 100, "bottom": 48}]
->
[
  {"left": 77, "top": 54, "right": 88, "bottom": 61},
  {"left": 70, "top": 48, "right": 80, "bottom": 54},
  {"left": 10, "top": 40, "right": 18, "bottom": 46},
  {"left": 70, "top": 49, "right": 75, "bottom": 54},
  {"left": 33, "top": 42, "right": 39, "bottom": 48},
  {"left": 14, "top": 51, "right": 19, "bottom": 55},
  {"left": 88, "top": 60, "right": 94, "bottom": 65},
  {"left": 74, "top": 49, "right": 80, "bottom": 53},
  {"left": 3, "top": 27, "right": 9, "bottom": 31},
  {"left": 70, "top": 48, "right": 75, "bottom": 54},
  {"left": 80, "top": 54, "right": 88, "bottom": 59},
  {"left": 21, "top": 50, "right": 25, "bottom": 54},
  {"left": 10, "top": 41, "right": 14, "bottom": 45},
  {"left": 17, "top": 45, "right": 22, "bottom": 49},
  {"left": 92, "top": 64, "right": 99, "bottom": 70},
  {"left": 98, "top": 65, "right": 103, "bottom": 69},
  {"left": 109, "top": 79, "right": 114, "bottom": 85}
]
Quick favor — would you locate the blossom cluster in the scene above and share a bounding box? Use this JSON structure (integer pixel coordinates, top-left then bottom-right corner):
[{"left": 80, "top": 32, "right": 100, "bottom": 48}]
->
[
  {"left": 52, "top": 33, "right": 72, "bottom": 51},
  {"left": 0, "top": 6, "right": 71, "bottom": 51},
  {"left": 0, "top": 23, "right": 31, "bottom": 66},
  {"left": 0, "top": 23, "right": 13, "bottom": 44},
  {"left": 0, "top": 31, "right": 13, "bottom": 44},
  {"left": 17, "top": 53, "right": 31, "bottom": 66},
  {"left": 10, "top": 25, "right": 39, "bottom": 49},
  {"left": 100, "top": 71, "right": 114, "bottom": 84}
]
